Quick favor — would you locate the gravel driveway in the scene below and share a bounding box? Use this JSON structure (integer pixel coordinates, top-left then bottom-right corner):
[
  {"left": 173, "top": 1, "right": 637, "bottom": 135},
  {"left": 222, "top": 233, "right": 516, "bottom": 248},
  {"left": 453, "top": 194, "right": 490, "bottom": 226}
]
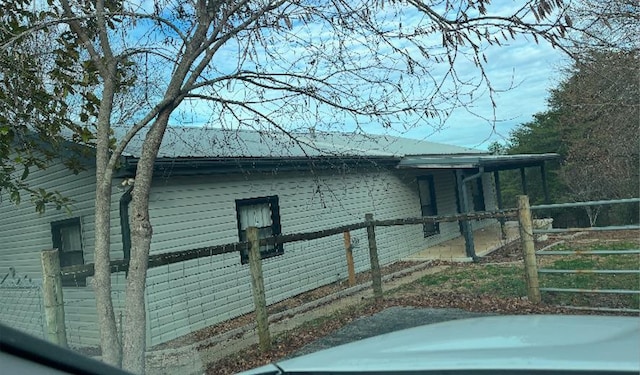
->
[{"left": 293, "top": 306, "right": 493, "bottom": 357}]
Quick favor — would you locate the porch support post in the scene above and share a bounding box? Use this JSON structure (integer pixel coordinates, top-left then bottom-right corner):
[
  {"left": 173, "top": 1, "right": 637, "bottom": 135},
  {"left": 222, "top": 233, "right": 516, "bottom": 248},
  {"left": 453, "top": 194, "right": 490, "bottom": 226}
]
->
[
  {"left": 456, "top": 170, "right": 476, "bottom": 260},
  {"left": 494, "top": 170, "right": 506, "bottom": 239},
  {"left": 540, "top": 163, "right": 550, "bottom": 203},
  {"left": 520, "top": 167, "right": 528, "bottom": 195}
]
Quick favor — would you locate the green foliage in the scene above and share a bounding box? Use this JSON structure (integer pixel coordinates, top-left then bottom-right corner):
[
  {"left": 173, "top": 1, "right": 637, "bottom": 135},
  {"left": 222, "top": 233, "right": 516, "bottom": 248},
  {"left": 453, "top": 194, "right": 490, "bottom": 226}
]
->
[
  {"left": 0, "top": 0, "right": 99, "bottom": 212},
  {"left": 494, "top": 110, "right": 566, "bottom": 209}
]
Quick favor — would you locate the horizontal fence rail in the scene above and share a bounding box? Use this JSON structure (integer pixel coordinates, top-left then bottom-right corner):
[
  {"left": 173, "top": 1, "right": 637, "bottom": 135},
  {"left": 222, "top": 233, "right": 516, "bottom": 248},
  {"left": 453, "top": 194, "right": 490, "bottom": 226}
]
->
[
  {"left": 540, "top": 287, "right": 640, "bottom": 295},
  {"left": 372, "top": 209, "right": 517, "bottom": 227},
  {"left": 538, "top": 269, "right": 640, "bottom": 275},
  {"left": 533, "top": 225, "right": 640, "bottom": 234},
  {"left": 60, "top": 209, "right": 517, "bottom": 279},
  {"left": 61, "top": 243, "right": 246, "bottom": 279},
  {"left": 530, "top": 197, "right": 640, "bottom": 210},
  {"left": 536, "top": 249, "right": 640, "bottom": 255}
]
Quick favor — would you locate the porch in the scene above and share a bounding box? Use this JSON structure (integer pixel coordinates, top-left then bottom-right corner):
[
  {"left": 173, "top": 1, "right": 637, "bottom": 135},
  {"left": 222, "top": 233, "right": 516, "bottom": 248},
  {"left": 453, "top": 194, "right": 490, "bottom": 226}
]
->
[
  {"left": 399, "top": 152, "right": 559, "bottom": 259},
  {"left": 404, "top": 222, "right": 520, "bottom": 262}
]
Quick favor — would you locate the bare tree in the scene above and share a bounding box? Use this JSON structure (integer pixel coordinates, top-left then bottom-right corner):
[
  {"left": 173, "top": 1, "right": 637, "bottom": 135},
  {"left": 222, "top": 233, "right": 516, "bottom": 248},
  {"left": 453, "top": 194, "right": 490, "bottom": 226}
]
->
[
  {"left": 564, "top": 0, "right": 640, "bottom": 54},
  {"left": 3, "top": 0, "right": 582, "bottom": 373},
  {"left": 554, "top": 50, "right": 639, "bottom": 224}
]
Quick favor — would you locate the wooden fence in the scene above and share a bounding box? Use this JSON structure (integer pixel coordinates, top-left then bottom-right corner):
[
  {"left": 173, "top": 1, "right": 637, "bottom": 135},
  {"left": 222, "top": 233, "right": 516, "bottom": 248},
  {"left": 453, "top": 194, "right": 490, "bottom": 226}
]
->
[{"left": 42, "top": 208, "right": 518, "bottom": 349}]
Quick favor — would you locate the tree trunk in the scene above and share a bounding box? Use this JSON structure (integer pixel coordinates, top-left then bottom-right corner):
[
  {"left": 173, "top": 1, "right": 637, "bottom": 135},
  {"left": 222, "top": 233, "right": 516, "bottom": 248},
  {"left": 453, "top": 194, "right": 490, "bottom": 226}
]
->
[
  {"left": 93, "top": 69, "right": 122, "bottom": 367},
  {"left": 121, "top": 111, "right": 171, "bottom": 374},
  {"left": 94, "top": 179, "right": 121, "bottom": 365}
]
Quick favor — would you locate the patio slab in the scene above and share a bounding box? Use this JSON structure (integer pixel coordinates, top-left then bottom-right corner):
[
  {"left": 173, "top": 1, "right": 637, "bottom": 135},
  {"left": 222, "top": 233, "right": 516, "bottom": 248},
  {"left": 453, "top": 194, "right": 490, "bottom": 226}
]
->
[{"left": 404, "top": 222, "right": 520, "bottom": 262}]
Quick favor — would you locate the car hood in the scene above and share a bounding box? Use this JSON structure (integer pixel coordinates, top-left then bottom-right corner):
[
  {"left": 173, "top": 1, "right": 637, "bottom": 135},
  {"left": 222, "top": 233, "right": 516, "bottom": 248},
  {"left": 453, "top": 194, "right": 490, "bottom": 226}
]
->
[{"left": 240, "top": 315, "right": 640, "bottom": 374}]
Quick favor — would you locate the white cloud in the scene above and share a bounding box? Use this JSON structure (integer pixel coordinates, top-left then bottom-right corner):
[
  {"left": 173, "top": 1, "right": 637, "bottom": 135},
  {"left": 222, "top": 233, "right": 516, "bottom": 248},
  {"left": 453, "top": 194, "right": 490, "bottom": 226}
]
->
[
  {"left": 401, "top": 34, "right": 569, "bottom": 149},
  {"left": 137, "top": 0, "right": 572, "bottom": 150}
]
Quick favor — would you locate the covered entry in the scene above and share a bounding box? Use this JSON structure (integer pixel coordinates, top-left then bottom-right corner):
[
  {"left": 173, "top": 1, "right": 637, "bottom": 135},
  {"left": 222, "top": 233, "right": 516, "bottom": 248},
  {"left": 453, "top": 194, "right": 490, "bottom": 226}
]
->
[{"left": 399, "top": 153, "right": 560, "bottom": 260}]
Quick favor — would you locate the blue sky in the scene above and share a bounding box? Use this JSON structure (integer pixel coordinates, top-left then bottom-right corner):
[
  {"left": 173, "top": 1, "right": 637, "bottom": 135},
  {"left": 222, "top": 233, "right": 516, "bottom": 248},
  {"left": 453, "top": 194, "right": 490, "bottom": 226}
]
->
[
  {"left": 405, "top": 33, "right": 567, "bottom": 148},
  {"left": 156, "top": 1, "right": 573, "bottom": 151},
  {"left": 403, "top": 35, "right": 569, "bottom": 149}
]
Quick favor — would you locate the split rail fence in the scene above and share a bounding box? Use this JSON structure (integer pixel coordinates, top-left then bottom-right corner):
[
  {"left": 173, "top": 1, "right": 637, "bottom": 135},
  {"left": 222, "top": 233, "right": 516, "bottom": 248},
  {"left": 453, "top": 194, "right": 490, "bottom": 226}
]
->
[
  {"left": 41, "top": 208, "right": 517, "bottom": 350},
  {"left": 38, "top": 195, "right": 639, "bottom": 351}
]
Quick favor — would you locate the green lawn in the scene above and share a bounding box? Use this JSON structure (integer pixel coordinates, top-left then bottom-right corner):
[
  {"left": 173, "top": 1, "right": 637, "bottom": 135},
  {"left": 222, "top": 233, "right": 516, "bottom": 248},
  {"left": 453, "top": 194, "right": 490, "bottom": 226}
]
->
[
  {"left": 416, "top": 241, "right": 639, "bottom": 310},
  {"left": 537, "top": 241, "right": 640, "bottom": 309},
  {"left": 417, "top": 264, "right": 527, "bottom": 298}
]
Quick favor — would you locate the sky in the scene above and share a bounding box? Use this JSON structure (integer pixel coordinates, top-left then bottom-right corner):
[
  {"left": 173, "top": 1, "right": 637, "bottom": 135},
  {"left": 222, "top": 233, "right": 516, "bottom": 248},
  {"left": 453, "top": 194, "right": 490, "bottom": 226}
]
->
[
  {"left": 403, "top": 35, "right": 569, "bottom": 149},
  {"left": 140, "top": 0, "right": 574, "bottom": 151}
]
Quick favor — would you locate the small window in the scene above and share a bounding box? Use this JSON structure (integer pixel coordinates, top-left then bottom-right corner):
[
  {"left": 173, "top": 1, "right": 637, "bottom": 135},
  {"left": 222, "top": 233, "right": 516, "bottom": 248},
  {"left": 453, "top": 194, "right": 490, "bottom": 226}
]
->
[
  {"left": 235, "top": 196, "right": 283, "bottom": 264},
  {"left": 51, "top": 218, "right": 86, "bottom": 287},
  {"left": 418, "top": 176, "right": 439, "bottom": 237}
]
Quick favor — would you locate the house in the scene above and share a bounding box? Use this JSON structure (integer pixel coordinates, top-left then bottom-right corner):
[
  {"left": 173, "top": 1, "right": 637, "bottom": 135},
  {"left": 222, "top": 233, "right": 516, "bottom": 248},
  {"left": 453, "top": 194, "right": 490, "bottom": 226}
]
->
[{"left": 0, "top": 126, "right": 557, "bottom": 348}]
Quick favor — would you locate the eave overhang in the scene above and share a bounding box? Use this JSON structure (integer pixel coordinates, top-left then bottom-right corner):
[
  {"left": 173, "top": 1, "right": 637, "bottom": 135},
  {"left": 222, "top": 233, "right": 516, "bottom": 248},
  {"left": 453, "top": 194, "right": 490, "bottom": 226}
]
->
[
  {"left": 397, "top": 153, "right": 560, "bottom": 172},
  {"left": 115, "top": 155, "right": 401, "bottom": 178}
]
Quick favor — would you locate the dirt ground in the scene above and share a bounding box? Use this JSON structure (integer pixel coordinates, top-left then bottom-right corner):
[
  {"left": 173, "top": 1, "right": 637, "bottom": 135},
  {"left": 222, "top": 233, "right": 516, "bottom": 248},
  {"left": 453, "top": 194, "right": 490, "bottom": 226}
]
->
[
  {"left": 150, "top": 261, "right": 420, "bottom": 351},
  {"left": 141, "top": 229, "right": 639, "bottom": 374},
  {"left": 206, "top": 230, "right": 639, "bottom": 374}
]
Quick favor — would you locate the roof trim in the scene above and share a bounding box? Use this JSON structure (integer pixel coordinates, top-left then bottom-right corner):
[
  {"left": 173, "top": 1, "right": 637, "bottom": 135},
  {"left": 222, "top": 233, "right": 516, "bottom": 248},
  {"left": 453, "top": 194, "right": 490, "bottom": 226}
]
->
[
  {"left": 397, "top": 153, "right": 561, "bottom": 171},
  {"left": 115, "top": 153, "right": 561, "bottom": 178},
  {"left": 117, "top": 155, "right": 401, "bottom": 177}
]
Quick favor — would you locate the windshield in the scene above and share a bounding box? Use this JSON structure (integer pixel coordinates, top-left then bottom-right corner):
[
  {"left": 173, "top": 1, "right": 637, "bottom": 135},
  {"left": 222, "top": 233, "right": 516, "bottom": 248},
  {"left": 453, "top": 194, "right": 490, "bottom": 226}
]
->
[{"left": 1, "top": 1, "right": 638, "bottom": 375}]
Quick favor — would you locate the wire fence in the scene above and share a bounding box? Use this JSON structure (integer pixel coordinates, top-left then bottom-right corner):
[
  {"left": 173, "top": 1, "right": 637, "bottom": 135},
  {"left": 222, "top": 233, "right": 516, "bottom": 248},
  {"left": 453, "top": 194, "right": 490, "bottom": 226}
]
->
[
  {"left": 55, "top": 270, "right": 127, "bottom": 350},
  {"left": 0, "top": 268, "right": 45, "bottom": 340}
]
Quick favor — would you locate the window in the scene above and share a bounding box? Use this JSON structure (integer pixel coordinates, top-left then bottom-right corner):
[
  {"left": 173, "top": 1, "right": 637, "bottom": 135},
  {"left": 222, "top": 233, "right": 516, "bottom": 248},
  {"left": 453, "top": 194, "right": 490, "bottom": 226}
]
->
[
  {"left": 51, "top": 218, "right": 86, "bottom": 286},
  {"left": 235, "top": 196, "right": 283, "bottom": 264},
  {"left": 417, "top": 176, "right": 439, "bottom": 237}
]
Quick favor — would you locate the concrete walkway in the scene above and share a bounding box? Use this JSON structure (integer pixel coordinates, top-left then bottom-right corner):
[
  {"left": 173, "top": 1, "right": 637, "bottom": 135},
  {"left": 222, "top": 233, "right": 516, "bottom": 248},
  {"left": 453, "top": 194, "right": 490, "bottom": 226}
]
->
[{"left": 404, "top": 222, "right": 520, "bottom": 262}]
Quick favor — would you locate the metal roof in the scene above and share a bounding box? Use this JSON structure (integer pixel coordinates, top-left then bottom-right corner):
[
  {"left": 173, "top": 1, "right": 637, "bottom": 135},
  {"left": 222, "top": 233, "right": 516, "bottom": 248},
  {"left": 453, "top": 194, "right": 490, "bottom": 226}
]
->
[
  {"left": 119, "top": 126, "right": 483, "bottom": 159},
  {"left": 115, "top": 126, "right": 559, "bottom": 175}
]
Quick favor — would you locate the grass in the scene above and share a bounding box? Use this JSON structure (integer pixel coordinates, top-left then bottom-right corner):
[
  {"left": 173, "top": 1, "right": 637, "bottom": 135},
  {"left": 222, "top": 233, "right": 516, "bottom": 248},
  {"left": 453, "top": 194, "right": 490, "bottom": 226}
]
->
[
  {"left": 538, "top": 241, "right": 640, "bottom": 309},
  {"left": 414, "top": 240, "right": 639, "bottom": 310},
  {"left": 418, "top": 264, "right": 527, "bottom": 299}
]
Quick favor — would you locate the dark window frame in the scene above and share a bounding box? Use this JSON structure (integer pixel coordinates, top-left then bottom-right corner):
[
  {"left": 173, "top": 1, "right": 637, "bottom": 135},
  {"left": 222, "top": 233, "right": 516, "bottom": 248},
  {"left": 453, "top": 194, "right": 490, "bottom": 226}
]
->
[
  {"left": 235, "top": 195, "right": 283, "bottom": 264},
  {"left": 417, "top": 175, "right": 440, "bottom": 237},
  {"left": 51, "top": 217, "right": 86, "bottom": 287}
]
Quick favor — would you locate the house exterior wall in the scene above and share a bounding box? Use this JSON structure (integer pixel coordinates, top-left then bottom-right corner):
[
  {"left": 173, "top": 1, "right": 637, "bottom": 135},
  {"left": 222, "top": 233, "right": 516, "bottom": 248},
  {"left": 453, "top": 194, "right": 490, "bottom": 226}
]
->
[
  {"left": 0, "top": 160, "right": 499, "bottom": 348},
  {"left": 143, "top": 167, "right": 466, "bottom": 345},
  {"left": 0, "top": 159, "right": 127, "bottom": 348}
]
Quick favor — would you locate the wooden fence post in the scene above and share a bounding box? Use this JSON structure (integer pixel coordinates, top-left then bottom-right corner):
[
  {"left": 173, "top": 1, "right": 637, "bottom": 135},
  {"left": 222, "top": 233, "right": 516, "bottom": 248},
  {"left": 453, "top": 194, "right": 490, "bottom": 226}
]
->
[
  {"left": 247, "top": 227, "right": 271, "bottom": 351},
  {"left": 40, "top": 249, "right": 68, "bottom": 348},
  {"left": 343, "top": 231, "right": 356, "bottom": 287},
  {"left": 365, "top": 214, "right": 383, "bottom": 302},
  {"left": 517, "top": 196, "right": 542, "bottom": 304}
]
